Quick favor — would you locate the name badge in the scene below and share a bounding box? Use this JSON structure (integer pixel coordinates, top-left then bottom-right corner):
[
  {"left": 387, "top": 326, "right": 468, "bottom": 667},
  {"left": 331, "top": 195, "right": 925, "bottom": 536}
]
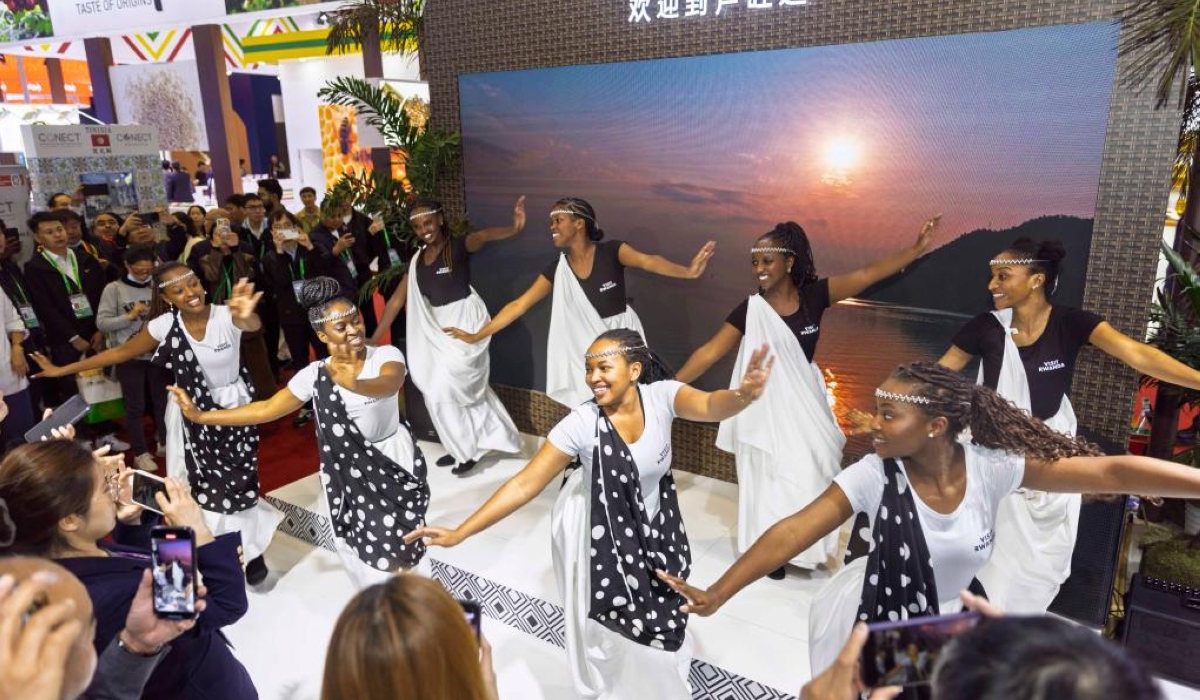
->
[
  {"left": 292, "top": 280, "right": 305, "bottom": 299},
  {"left": 18, "top": 304, "right": 38, "bottom": 329},
  {"left": 69, "top": 293, "right": 93, "bottom": 319},
  {"left": 387, "top": 248, "right": 402, "bottom": 268},
  {"left": 344, "top": 255, "right": 358, "bottom": 279}
]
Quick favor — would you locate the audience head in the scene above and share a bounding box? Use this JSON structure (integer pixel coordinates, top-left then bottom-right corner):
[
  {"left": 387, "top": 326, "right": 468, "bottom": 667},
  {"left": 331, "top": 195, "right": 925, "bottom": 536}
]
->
[
  {"left": 52, "top": 210, "right": 84, "bottom": 247},
  {"left": 990, "top": 237, "right": 1067, "bottom": 303},
  {"left": 222, "top": 194, "right": 247, "bottom": 225},
  {"left": 754, "top": 222, "right": 817, "bottom": 290},
  {"left": 270, "top": 208, "right": 303, "bottom": 234},
  {"left": 584, "top": 329, "right": 674, "bottom": 408},
  {"left": 0, "top": 557, "right": 98, "bottom": 700},
  {"left": 871, "top": 361, "right": 1102, "bottom": 463},
  {"left": 550, "top": 197, "right": 602, "bottom": 244},
  {"left": 92, "top": 212, "right": 122, "bottom": 241},
  {"left": 319, "top": 199, "right": 344, "bottom": 230},
  {"left": 29, "top": 211, "right": 68, "bottom": 254},
  {"left": 321, "top": 574, "right": 492, "bottom": 700},
  {"left": 48, "top": 192, "right": 73, "bottom": 210},
  {"left": 243, "top": 195, "right": 266, "bottom": 224},
  {"left": 297, "top": 277, "right": 361, "bottom": 348},
  {"left": 257, "top": 179, "right": 283, "bottom": 210},
  {"left": 171, "top": 212, "right": 199, "bottom": 241},
  {"left": 187, "top": 205, "right": 207, "bottom": 231},
  {"left": 150, "top": 261, "right": 205, "bottom": 318},
  {"left": 409, "top": 198, "right": 449, "bottom": 246},
  {"left": 299, "top": 187, "right": 317, "bottom": 209},
  {"left": 124, "top": 246, "right": 157, "bottom": 282},
  {"left": 933, "top": 616, "right": 1162, "bottom": 700}
]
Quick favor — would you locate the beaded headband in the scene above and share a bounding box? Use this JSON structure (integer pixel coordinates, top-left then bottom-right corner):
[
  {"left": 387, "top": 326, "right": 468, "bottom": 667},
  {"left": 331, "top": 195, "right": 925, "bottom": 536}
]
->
[
  {"left": 409, "top": 208, "right": 441, "bottom": 221},
  {"left": 874, "top": 388, "right": 932, "bottom": 405},
  {"left": 550, "top": 208, "right": 595, "bottom": 222},
  {"left": 989, "top": 258, "right": 1046, "bottom": 266},
  {"left": 157, "top": 270, "right": 196, "bottom": 289},
  {"left": 750, "top": 247, "right": 794, "bottom": 255},
  {"left": 584, "top": 344, "right": 645, "bottom": 360},
  {"left": 316, "top": 305, "right": 358, "bottom": 324}
]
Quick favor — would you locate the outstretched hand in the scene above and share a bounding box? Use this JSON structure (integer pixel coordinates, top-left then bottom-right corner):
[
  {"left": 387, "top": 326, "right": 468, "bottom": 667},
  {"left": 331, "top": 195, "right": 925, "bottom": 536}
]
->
[
  {"left": 166, "top": 385, "right": 203, "bottom": 423},
  {"left": 226, "top": 278, "right": 262, "bottom": 322},
  {"left": 28, "top": 352, "right": 65, "bottom": 379},
  {"left": 736, "top": 343, "right": 774, "bottom": 402},
  {"left": 403, "top": 526, "right": 463, "bottom": 548},
  {"left": 512, "top": 195, "right": 526, "bottom": 233},
  {"left": 914, "top": 214, "right": 941, "bottom": 255},
  {"left": 688, "top": 241, "right": 717, "bottom": 279},
  {"left": 655, "top": 569, "right": 723, "bottom": 616},
  {"left": 443, "top": 327, "right": 481, "bottom": 344}
]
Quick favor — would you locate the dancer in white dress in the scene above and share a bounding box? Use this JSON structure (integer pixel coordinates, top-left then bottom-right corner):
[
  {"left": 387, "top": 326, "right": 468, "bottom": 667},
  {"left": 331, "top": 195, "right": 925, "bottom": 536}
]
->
[
  {"left": 676, "top": 217, "right": 938, "bottom": 578},
  {"left": 938, "top": 237, "right": 1200, "bottom": 613},
  {"left": 371, "top": 197, "right": 525, "bottom": 475},
  {"left": 168, "top": 277, "right": 431, "bottom": 589},
  {"left": 406, "top": 329, "right": 774, "bottom": 700},
  {"left": 443, "top": 197, "right": 716, "bottom": 407},
  {"left": 659, "top": 361, "right": 1200, "bottom": 676},
  {"left": 31, "top": 262, "right": 282, "bottom": 585}
]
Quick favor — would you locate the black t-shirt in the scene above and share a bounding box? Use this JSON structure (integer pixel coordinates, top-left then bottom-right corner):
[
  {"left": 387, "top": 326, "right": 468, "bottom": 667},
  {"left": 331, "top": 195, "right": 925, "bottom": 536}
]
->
[
  {"left": 724, "top": 279, "right": 831, "bottom": 362},
  {"left": 416, "top": 236, "right": 472, "bottom": 307},
  {"left": 951, "top": 306, "right": 1104, "bottom": 420},
  {"left": 539, "top": 239, "right": 627, "bottom": 319}
]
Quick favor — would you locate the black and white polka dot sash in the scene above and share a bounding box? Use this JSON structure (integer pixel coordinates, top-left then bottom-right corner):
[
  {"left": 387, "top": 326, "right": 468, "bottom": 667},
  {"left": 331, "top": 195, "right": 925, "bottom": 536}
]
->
[
  {"left": 311, "top": 365, "right": 429, "bottom": 572},
  {"left": 587, "top": 399, "right": 690, "bottom": 651},
  {"left": 150, "top": 312, "right": 260, "bottom": 515},
  {"left": 854, "top": 458, "right": 940, "bottom": 623}
]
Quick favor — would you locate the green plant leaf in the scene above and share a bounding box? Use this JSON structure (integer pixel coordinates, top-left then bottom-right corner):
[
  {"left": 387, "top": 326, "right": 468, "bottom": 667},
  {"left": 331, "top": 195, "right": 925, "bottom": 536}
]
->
[{"left": 1162, "top": 239, "right": 1200, "bottom": 312}]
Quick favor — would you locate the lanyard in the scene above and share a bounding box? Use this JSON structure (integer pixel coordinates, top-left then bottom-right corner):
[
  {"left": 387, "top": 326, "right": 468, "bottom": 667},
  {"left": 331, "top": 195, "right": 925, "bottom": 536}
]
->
[
  {"left": 382, "top": 227, "right": 393, "bottom": 249},
  {"left": 216, "top": 259, "right": 234, "bottom": 300},
  {"left": 286, "top": 254, "right": 306, "bottom": 281},
  {"left": 42, "top": 249, "right": 81, "bottom": 294},
  {"left": 5, "top": 273, "right": 28, "bottom": 305}
]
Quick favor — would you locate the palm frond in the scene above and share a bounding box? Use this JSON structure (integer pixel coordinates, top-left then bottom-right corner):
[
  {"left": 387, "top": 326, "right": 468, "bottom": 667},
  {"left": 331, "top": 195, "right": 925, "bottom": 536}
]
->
[
  {"left": 325, "top": 0, "right": 423, "bottom": 56},
  {"left": 317, "top": 77, "right": 416, "bottom": 149},
  {"left": 1119, "top": 0, "right": 1200, "bottom": 109},
  {"left": 1163, "top": 239, "right": 1200, "bottom": 312}
]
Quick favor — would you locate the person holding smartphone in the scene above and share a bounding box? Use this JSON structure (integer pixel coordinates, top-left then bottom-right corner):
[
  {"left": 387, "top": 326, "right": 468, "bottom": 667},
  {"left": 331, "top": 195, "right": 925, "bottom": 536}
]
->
[
  {"left": 168, "top": 277, "right": 430, "bottom": 588},
  {"left": 656, "top": 361, "right": 1200, "bottom": 678},
  {"left": 0, "top": 439, "right": 256, "bottom": 699},
  {"left": 29, "top": 263, "right": 281, "bottom": 586}
]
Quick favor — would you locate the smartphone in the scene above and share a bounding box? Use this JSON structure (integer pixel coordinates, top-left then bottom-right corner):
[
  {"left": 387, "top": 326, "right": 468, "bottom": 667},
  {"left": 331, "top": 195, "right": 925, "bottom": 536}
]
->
[
  {"left": 137, "top": 211, "right": 160, "bottom": 225},
  {"left": 150, "top": 526, "right": 197, "bottom": 619},
  {"left": 129, "top": 469, "right": 167, "bottom": 515},
  {"left": 860, "top": 611, "right": 981, "bottom": 688},
  {"left": 215, "top": 217, "right": 231, "bottom": 236},
  {"left": 80, "top": 183, "right": 109, "bottom": 197},
  {"left": 458, "top": 599, "right": 481, "bottom": 642},
  {"left": 24, "top": 395, "right": 90, "bottom": 443},
  {"left": 279, "top": 228, "right": 299, "bottom": 241}
]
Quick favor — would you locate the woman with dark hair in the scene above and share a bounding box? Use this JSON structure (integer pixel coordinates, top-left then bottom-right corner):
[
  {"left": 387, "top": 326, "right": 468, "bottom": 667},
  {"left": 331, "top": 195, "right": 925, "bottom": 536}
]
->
[
  {"left": 30, "top": 262, "right": 281, "bottom": 585},
  {"left": 0, "top": 439, "right": 255, "bottom": 699},
  {"left": 444, "top": 198, "right": 717, "bottom": 406},
  {"left": 937, "top": 237, "right": 1200, "bottom": 614},
  {"left": 262, "top": 208, "right": 332, "bottom": 376},
  {"left": 369, "top": 197, "right": 525, "bottom": 475},
  {"left": 675, "top": 217, "right": 938, "bottom": 579},
  {"left": 322, "top": 574, "right": 498, "bottom": 700},
  {"left": 658, "top": 361, "right": 1200, "bottom": 675},
  {"left": 406, "top": 329, "right": 773, "bottom": 699},
  {"left": 187, "top": 205, "right": 206, "bottom": 234},
  {"left": 168, "top": 277, "right": 430, "bottom": 588}
]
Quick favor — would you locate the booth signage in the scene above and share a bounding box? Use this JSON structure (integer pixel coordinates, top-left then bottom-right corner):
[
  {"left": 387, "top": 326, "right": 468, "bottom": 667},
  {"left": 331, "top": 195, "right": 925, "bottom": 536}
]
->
[
  {"left": 48, "top": 0, "right": 226, "bottom": 36},
  {"left": 21, "top": 125, "right": 160, "bottom": 159},
  {"left": 627, "top": 0, "right": 807, "bottom": 22}
]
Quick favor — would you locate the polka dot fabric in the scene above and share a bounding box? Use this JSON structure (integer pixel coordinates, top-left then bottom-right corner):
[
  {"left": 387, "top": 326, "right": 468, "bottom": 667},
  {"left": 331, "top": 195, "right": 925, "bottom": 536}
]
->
[
  {"left": 311, "top": 365, "right": 429, "bottom": 572},
  {"left": 151, "top": 312, "right": 261, "bottom": 515},
  {"left": 587, "top": 401, "right": 690, "bottom": 652}
]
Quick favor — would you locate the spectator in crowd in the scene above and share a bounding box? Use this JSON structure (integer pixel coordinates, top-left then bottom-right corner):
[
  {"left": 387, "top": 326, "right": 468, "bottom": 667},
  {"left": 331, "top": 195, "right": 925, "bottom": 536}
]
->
[
  {"left": 223, "top": 194, "right": 248, "bottom": 231},
  {"left": 238, "top": 158, "right": 248, "bottom": 178},
  {"left": 322, "top": 574, "right": 497, "bottom": 700},
  {"left": 166, "top": 162, "right": 195, "bottom": 204},
  {"left": 240, "top": 195, "right": 272, "bottom": 259},
  {"left": 0, "top": 257, "right": 31, "bottom": 450},
  {"left": 54, "top": 210, "right": 109, "bottom": 274},
  {"left": 270, "top": 155, "right": 288, "bottom": 179},
  {"left": 187, "top": 206, "right": 207, "bottom": 239},
  {"left": 261, "top": 210, "right": 331, "bottom": 381},
  {"left": 295, "top": 187, "right": 321, "bottom": 232},
  {"left": 257, "top": 179, "right": 284, "bottom": 217}
]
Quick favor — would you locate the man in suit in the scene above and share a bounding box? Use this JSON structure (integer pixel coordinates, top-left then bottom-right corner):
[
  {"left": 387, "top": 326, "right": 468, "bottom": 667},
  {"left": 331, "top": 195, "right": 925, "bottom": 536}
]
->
[{"left": 309, "top": 201, "right": 380, "bottom": 335}]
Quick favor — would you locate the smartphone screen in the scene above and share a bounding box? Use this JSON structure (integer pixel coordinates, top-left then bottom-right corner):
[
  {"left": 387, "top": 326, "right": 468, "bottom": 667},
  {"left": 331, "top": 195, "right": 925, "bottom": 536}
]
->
[
  {"left": 861, "top": 611, "right": 981, "bottom": 688},
  {"left": 24, "top": 395, "right": 90, "bottom": 443},
  {"left": 150, "top": 527, "right": 197, "bottom": 619},
  {"left": 458, "top": 599, "right": 481, "bottom": 642},
  {"left": 130, "top": 471, "right": 167, "bottom": 514},
  {"left": 138, "top": 211, "right": 160, "bottom": 225}
]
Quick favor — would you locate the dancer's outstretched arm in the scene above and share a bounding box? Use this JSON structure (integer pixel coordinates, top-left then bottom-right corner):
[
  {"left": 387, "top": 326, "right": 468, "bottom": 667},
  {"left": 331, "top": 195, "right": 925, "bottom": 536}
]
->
[
  {"left": 1087, "top": 322, "right": 1200, "bottom": 391},
  {"left": 464, "top": 195, "right": 525, "bottom": 253},
  {"left": 31, "top": 327, "right": 159, "bottom": 378},
  {"left": 674, "top": 343, "right": 772, "bottom": 419},
  {"left": 370, "top": 274, "right": 408, "bottom": 345},
  {"left": 827, "top": 215, "right": 939, "bottom": 303},
  {"left": 404, "top": 443, "right": 575, "bottom": 547},
  {"left": 1024, "top": 453, "right": 1200, "bottom": 498},
  {"left": 620, "top": 240, "right": 716, "bottom": 280},
  {"left": 675, "top": 324, "right": 743, "bottom": 384},
  {"left": 167, "top": 386, "right": 303, "bottom": 427},
  {"left": 443, "top": 276, "right": 552, "bottom": 344},
  {"left": 226, "top": 278, "right": 263, "bottom": 333},
  {"left": 658, "top": 485, "right": 852, "bottom": 616},
  {"left": 327, "top": 358, "right": 405, "bottom": 399}
]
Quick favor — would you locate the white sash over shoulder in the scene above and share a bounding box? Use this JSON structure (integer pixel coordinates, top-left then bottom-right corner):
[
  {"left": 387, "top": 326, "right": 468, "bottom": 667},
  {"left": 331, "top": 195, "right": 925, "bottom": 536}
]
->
[
  {"left": 716, "top": 294, "right": 844, "bottom": 568},
  {"left": 545, "top": 255, "right": 645, "bottom": 407},
  {"left": 974, "top": 307, "right": 1079, "bottom": 614}
]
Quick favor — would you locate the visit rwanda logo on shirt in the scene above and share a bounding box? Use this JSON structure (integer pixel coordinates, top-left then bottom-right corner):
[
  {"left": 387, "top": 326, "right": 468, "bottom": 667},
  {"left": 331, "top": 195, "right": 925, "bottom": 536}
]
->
[{"left": 1038, "top": 359, "right": 1065, "bottom": 372}]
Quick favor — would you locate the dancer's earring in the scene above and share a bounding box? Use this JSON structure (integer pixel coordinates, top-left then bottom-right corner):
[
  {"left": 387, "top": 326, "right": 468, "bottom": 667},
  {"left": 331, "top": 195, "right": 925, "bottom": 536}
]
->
[{"left": 927, "top": 432, "right": 936, "bottom": 438}]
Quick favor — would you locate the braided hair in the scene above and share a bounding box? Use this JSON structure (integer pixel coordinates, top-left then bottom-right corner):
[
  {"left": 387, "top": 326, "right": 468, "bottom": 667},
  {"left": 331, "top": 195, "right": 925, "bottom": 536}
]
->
[
  {"left": 890, "top": 362, "right": 1102, "bottom": 461},
  {"left": 411, "top": 198, "right": 456, "bottom": 272},
  {"left": 553, "top": 198, "right": 604, "bottom": 241},
  {"left": 999, "top": 237, "right": 1067, "bottom": 296},
  {"left": 757, "top": 222, "right": 817, "bottom": 289},
  {"left": 148, "top": 261, "right": 195, "bottom": 319},
  {"left": 297, "top": 276, "right": 353, "bottom": 331},
  {"left": 592, "top": 329, "right": 675, "bottom": 384}
]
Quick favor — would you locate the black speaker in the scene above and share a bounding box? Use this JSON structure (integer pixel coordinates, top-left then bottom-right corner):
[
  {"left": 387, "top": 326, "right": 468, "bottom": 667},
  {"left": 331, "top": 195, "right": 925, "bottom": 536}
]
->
[{"left": 1120, "top": 575, "right": 1200, "bottom": 689}]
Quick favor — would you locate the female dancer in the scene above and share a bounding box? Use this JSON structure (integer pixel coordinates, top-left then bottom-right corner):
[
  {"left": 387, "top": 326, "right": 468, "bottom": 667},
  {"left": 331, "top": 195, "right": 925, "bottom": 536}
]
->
[
  {"left": 657, "top": 361, "right": 1200, "bottom": 675},
  {"left": 369, "top": 197, "right": 525, "bottom": 475},
  {"left": 406, "top": 329, "right": 773, "bottom": 700},
  {"left": 937, "top": 237, "right": 1200, "bottom": 614},
  {"left": 444, "top": 198, "right": 716, "bottom": 406},
  {"left": 30, "top": 262, "right": 282, "bottom": 585},
  {"left": 168, "top": 277, "right": 430, "bottom": 588},
  {"left": 676, "top": 218, "right": 937, "bottom": 579}
]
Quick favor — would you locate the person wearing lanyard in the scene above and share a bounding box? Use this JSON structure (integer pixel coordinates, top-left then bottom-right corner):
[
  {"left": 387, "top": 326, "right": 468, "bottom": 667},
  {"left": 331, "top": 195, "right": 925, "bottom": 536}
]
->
[
  {"left": 308, "top": 205, "right": 365, "bottom": 312},
  {"left": 262, "top": 210, "right": 331, "bottom": 373},
  {"left": 367, "top": 210, "right": 415, "bottom": 349},
  {"left": 22, "top": 211, "right": 107, "bottom": 408}
]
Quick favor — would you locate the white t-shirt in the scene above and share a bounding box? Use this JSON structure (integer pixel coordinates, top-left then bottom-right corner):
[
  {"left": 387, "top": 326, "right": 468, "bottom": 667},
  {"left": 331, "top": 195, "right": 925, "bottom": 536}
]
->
[
  {"left": 833, "top": 442, "right": 1024, "bottom": 607},
  {"left": 287, "top": 345, "right": 406, "bottom": 443},
  {"left": 147, "top": 306, "right": 243, "bottom": 389},
  {"left": 547, "top": 380, "right": 683, "bottom": 517},
  {"left": 0, "top": 291, "right": 27, "bottom": 396}
]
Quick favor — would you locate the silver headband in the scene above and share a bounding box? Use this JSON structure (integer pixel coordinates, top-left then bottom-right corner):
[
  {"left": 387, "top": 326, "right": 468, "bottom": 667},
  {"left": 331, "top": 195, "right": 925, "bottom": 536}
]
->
[
  {"left": 750, "top": 247, "right": 793, "bottom": 255},
  {"left": 409, "top": 208, "right": 441, "bottom": 221},
  {"left": 316, "top": 305, "right": 358, "bottom": 324},
  {"left": 584, "top": 344, "right": 644, "bottom": 360},
  {"left": 550, "top": 208, "right": 594, "bottom": 222},
  {"left": 989, "top": 258, "right": 1045, "bottom": 266},
  {"left": 875, "top": 388, "right": 932, "bottom": 405},
  {"left": 157, "top": 270, "right": 196, "bottom": 289}
]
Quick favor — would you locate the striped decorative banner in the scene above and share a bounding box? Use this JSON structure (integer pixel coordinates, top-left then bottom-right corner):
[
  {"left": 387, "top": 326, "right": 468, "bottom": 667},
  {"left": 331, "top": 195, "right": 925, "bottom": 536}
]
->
[{"left": 122, "top": 29, "right": 192, "bottom": 63}]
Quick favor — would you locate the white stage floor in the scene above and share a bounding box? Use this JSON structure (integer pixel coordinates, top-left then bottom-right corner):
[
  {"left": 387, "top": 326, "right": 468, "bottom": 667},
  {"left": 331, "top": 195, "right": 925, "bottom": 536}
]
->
[{"left": 223, "top": 435, "right": 1200, "bottom": 700}]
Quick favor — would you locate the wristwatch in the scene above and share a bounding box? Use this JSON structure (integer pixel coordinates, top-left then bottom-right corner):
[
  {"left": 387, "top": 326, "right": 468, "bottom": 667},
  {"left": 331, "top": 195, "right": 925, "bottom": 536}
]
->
[{"left": 117, "top": 631, "right": 164, "bottom": 657}]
